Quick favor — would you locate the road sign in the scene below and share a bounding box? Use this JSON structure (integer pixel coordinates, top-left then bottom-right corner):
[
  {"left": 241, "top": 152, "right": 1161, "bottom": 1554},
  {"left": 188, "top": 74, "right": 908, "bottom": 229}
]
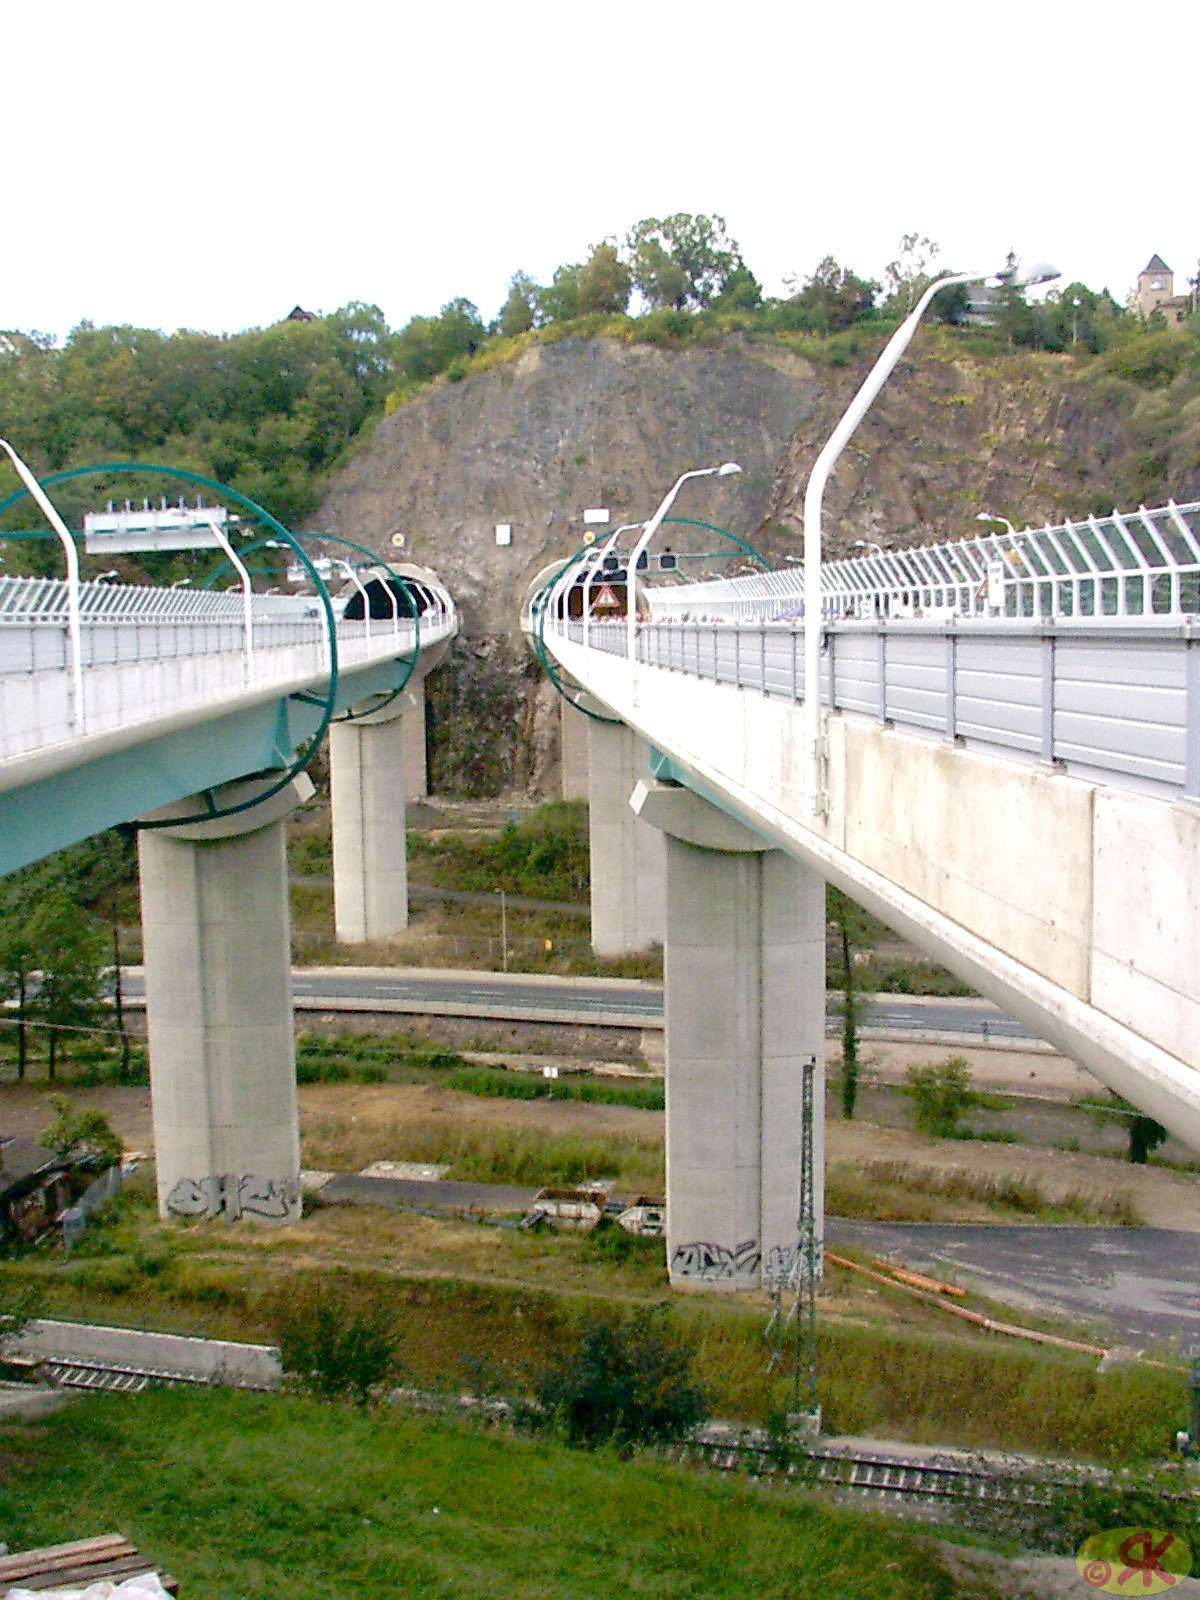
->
[
  {"left": 592, "top": 584, "right": 621, "bottom": 612},
  {"left": 390, "top": 531, "right": 406, "bottom": 549}
]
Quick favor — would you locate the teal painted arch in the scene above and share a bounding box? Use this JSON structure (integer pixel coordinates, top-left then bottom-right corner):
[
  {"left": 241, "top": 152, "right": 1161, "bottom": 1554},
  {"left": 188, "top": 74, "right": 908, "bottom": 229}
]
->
[
  {"left": 529, "top": 517, "right": 769, "bottom": 723},
  {"left": 0, "top": 461, "right": 340, "bottom": 829}
]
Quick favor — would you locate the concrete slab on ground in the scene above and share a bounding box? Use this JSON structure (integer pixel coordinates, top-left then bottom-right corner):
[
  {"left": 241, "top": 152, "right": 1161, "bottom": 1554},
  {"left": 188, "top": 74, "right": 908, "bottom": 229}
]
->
[{"left": 319, "top": 1173, "right": 541, "bottom": 1215}]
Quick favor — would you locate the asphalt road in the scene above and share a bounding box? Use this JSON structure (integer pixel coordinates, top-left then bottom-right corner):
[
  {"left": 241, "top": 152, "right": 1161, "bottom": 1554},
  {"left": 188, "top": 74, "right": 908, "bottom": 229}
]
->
[
  {"left": 118, "top": 966, "right": 1040, "bottom": 1044},
  {"left": 828, "top": 1220, "right": 1200, "bottom": 1349}
]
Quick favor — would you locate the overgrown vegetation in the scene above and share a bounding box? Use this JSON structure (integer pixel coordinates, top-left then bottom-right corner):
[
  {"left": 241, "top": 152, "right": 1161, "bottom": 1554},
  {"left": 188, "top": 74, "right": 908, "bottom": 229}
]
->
[
  {"left": 906, "top": 1054, "right": 977, "bottom": 1137},
  {"left": 408, "top": 801, "right": 588, "bottom": 902},
  {"left": 530, "top": 1304, "right": 707, "bottom": 1452},
  {"left": 302, "top": 1116, "right": 663, "bottom": 1193},
  {"left": 447, "top": 1063, "right": 663, "bottom": 1112},
  {"left": 40, "top": 1097, "right": 123, "bottom": 1167},
  {"left": 826, "top": 1158, "right": 1140, "bottom": 1226},
  {"left": 274, "top": 1280, "right": 402, "bottom": 1407},
  {"left": 0, "top": 1386, "right": 988, "bottom": 1600}
]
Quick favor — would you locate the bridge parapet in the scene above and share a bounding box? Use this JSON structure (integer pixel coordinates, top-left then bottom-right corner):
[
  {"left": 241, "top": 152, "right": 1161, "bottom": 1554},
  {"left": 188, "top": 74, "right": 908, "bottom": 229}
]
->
[{"left": 0, "top": 575, "right": 455, "bottom": 769}]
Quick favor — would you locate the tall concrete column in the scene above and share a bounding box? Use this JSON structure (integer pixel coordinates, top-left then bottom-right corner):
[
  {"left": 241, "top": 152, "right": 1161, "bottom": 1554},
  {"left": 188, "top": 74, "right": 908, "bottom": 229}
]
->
[
  {"left": 138, "top": 775, "right": 313, "bottom": 1224},
  {"left": 587, "top": 720, "right": 666, "bottom": 956},
  {"left": 560, "top": 699, "right": 590, "bottom": 801},
  {"left": 329, "top": 703, "right": 409, "bottom": 944},
  {"left": 633, "top": 781, "right": 825, "bottom": 1291},
  {"left": 401, "top": 683, "right": 428, "bottom": 800}
]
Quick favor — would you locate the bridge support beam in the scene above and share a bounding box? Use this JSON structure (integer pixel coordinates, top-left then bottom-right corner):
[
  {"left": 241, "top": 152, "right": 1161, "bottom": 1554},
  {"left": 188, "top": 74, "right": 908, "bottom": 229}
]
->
[
  {"left": 401, "top": 681, "right": 428, "bottom": 800},
  {"left": 633, "top": 781, "right": 825, "bottom": 1291},
  {"left": 588, "top": 721, "right": 666, "bottom": 956},
  {"left": 330, "top": 700, "right": 412, "bottom": 944},
  {"left": 137, "top": 775, "right": 313, "bottom": 1225}
]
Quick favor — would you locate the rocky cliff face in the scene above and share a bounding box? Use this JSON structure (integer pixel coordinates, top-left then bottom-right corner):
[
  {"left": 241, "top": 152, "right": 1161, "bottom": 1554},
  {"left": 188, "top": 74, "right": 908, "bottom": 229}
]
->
[{"left": 318, "top": 332, "right": 1193, "bottom": 795}]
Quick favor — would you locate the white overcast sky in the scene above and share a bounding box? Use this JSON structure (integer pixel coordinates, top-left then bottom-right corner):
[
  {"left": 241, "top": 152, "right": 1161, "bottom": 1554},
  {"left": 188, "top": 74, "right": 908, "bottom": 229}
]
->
[{"left": 6, "top": 0, "right": 1197, "bottom": 342}]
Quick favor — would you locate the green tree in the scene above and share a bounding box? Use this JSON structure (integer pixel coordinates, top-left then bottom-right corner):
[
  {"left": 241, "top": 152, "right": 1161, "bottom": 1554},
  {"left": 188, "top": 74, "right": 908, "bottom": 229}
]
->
[
  {"left": 33, "top": 892, "right": 107, "bottom": 1081},
  {"left": 882, "top": 232, "right": 940, "bottom": 314},
  {"left": 497, "top": 272, "right": 539, "bottom": 338},
  {"left": 712, "top": 264, "right": 763, "bottom": 312},
  {"left": 42, "top": 1096, "right": 123, "bottom": 1167},
  {"left": 828, "top": 887, "right": 875, "bottom": 1119},
  {"left": 627, "top": 213, "right": 747, "bottom": 310},
  {"left": 533, "top": 1305, "right": 707, "bottom": 1453},
  {"left": 906, "top": 1056, "right": 976, "bottom": 1138},
  {"left": 576, "top": 241, "right": 632, "bottom": 316},
  {"left": 0, "top": 870, "right": 41, "bottom": 1080},
  {"left": 393, "top": 298, "right": 485, "bottom": 384},
  {"left": 69, "top": 830, "right": 139, "bottom": 1081},
  {"left": 536, "top": 262, "right": 582, "bottom": 324},
  {"left": 275, "top": 1282, "right": 401, "bottom": 1407},
  {"left": 789, "top": 256, "right": 880, "bottom": 334}
]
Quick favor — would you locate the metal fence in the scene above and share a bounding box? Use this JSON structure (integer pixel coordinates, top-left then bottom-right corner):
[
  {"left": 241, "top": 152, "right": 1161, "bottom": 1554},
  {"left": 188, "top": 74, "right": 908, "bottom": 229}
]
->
[
  {"left": 645, "top": 502, "right": 1200, "bottom": 624},
  {"left": 563, "top": 614, "right": 1200, "bottom": 803}
]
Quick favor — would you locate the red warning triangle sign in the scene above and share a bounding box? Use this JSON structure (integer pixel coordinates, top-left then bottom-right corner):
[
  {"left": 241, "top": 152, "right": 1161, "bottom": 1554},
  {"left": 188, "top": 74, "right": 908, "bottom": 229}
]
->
[{"left": 592, "top": 584, "right": 621, "bottom": 610}]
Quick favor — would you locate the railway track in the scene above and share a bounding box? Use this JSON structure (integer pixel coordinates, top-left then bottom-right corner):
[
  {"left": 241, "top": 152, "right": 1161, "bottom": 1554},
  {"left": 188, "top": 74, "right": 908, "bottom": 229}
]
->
[
  {"left": 685, "top": 1428, "right": 1056, "bottom": 1513},
  {"left": 20, "top": 1351, "right": 1088, "bottom": 1519}
]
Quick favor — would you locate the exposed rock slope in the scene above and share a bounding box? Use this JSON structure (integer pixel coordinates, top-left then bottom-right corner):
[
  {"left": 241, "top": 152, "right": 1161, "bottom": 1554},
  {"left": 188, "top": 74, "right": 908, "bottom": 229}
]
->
[{"left": 319, "top": 332, "right": 1194, "bottom": 792}]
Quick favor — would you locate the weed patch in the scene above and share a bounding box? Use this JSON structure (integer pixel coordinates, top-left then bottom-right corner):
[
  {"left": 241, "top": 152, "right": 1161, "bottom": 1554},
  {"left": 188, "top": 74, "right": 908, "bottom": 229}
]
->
[
  {"left": 447, "top": 1064, "right": 663, "bottom": 1111},
  {"left": 827, "top": 1158, "right": 1141, "bottom": 1225}
]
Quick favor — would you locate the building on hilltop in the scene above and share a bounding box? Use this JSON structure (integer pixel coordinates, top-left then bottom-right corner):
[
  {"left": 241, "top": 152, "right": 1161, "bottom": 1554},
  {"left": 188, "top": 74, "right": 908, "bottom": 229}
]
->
[{"left": 1134, "top": 255, "right": 1194, "bottom": 324}]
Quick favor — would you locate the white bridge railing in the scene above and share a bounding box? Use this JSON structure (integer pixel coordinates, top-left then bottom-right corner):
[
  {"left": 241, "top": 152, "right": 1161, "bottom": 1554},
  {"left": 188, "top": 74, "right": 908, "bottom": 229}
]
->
[
  {"left": 0, "top": 576, "right": 455, "bottom": 767},
  {"left": 644, "top": 502, "right": 1200, "bottom": 624}
]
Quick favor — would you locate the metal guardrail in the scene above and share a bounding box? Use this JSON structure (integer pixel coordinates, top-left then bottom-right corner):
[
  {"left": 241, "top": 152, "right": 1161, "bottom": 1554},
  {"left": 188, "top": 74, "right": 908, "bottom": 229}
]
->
[
  {"left": 561, "top": 614, "right": 1200, "bottom": 803},
  {"left": 646, "top": 502, "right": 1200, "bottom": 623},
  {"left": 0, "top": 577, "right": 456, "bottom": 763}
]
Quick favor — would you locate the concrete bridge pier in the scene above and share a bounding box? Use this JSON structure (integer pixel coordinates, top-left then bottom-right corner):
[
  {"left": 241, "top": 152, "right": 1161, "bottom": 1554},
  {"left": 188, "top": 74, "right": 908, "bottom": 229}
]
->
[
  {"left": 137, "top": 774, "right": 314, "bottom": 1224},
  {"left": 587, "top": 720, "right": 666, "bottom": 956},
  {"left": 329, "top": 697, "right": 414, "bottom": 944},
  {"left": 632, "top": 781, "right": 825, "bottom": 1291}
]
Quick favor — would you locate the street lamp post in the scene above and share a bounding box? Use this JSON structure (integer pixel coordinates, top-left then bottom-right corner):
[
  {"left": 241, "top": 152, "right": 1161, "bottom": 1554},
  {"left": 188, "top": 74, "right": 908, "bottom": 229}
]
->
[
  {"left": 800, "top": 261, "right": 1059, "bottom": 815},
  {"left": 626, "top": 464, "right": 742, "bottom": 661},
  {"left": 976, "top": 511, "right": 1017, "bottom": 537},
  {"left": 334, "top": 559, "right": 372, "bottom": 642},
  {"left": 0, "top": 437, "right": 84, "bottom": 727}
]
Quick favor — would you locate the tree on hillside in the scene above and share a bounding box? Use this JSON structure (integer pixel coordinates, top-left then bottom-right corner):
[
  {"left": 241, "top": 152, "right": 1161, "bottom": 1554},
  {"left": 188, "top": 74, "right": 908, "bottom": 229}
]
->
[
  {"left": 536, "top": 263, "right": 582, "bottom": 324},
  {"left": 788, "top": 256, "right": 880, "bottom": 335},
  {"left": 713, "top": 264, "right": 763, "bottom": 312},
  {"left": 882, "top": 232, "right": 941, "bottom": 315},
  {"left": 627, "top": 214, "right": 747, "bottom": 310},
  {"left": 497, "top": 272, "right": 539, "bottom": 339},
  {"left": 69, "top": 829, "right": 139, "bottom": 1080},
  {"left": 576, "top": 242, "right": 632, "bottom": 316},
  {"left": 393, "top": 298, "right": 486, "bottom": 384}
]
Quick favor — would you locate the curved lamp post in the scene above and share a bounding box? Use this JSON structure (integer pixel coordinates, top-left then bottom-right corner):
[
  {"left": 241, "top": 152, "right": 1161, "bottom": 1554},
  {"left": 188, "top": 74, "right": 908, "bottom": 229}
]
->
[
  {"left": 976, "top": 511, "right": 1017, "bottom": 537},
  {"left": 0, "top": 437, "right": 84, "bottom": 725},
  {"left": 627, "top": 463, "right": 742, "bottom": 660},
  {"left": 334, "top": 558, "right": 372, "bottom": 642},
  {"left": 801, "top": 260, "right": 1060, "bottom": 815}
]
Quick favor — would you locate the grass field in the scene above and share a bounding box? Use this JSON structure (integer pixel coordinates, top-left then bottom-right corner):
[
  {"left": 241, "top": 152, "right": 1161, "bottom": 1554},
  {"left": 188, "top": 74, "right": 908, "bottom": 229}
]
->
[{"left": 0, "top": 1387, "right": 1000, "bottom": 1600}]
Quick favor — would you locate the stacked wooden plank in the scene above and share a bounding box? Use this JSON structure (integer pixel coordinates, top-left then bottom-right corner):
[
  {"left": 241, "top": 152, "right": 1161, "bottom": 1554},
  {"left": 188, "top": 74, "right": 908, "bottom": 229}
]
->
[{"left": 0, "top": 1534, "right": 177, "bottom": 1595}]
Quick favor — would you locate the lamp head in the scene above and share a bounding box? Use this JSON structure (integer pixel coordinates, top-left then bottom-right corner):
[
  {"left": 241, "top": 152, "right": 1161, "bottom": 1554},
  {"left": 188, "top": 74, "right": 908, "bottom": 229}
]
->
[
  {"left": 993, "top": 259, "right": 1061, "bottom": 289},
  {"left": 718, "top": 461, "right": 743, "bottom": 478}
]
